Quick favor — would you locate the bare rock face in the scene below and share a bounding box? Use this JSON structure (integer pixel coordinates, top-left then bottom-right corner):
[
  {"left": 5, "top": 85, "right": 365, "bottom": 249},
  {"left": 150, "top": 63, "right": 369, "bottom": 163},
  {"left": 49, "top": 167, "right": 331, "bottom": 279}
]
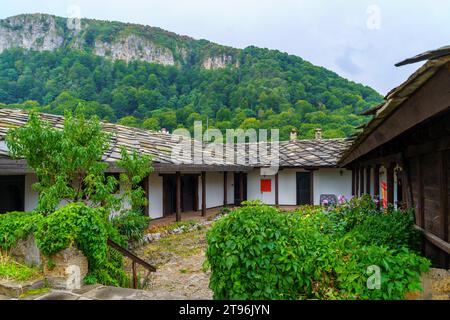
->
[
  {"left": 9, "top": 235, "right": 42, "bottom": 268},
  {"left": 0, "top": 14, "right": 64, "bottom": 54},
  {"left": 0, "top": 14, "right": 238, "bottom": 69},
  {"left": 202, "top": 54, "right": 235, "bottom": 70},
  {"left": 43, "top": 246, "right": 88, "bottom": 290},
  {"left": 93, "top": 34, "right": 175, "bottom": 65}
]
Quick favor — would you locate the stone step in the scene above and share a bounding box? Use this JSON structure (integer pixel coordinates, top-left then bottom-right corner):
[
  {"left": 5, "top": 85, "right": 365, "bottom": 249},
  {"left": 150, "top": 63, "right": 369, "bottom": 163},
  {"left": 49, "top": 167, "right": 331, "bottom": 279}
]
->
[{"left": 0, "top": 278, "right": 46, "bottom": 298}]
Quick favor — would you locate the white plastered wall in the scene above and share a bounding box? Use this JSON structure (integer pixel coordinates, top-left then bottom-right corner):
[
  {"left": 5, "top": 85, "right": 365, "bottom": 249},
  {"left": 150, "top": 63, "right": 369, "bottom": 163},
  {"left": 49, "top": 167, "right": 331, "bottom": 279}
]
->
[
  {"left": 148, "top": 172, "right": 163, "bottom": 219},
  {"left": 24, "top": 173, "right": 39, "bottom": 212},
  {"left": 247, "top": 169, "right": 276, "bottom": 205},
  {"left": 198, "top": 171, "right": 224, "bottom": 209},
  {"left": 313, "top": 169, "right": 352, "bottom": 205}
]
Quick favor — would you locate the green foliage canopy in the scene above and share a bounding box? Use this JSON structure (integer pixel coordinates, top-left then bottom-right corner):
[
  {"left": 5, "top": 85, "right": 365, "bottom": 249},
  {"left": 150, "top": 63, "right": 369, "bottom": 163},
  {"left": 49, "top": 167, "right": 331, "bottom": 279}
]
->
[{"left": 0, "top": 47, "right": 383, "bottom": 140}]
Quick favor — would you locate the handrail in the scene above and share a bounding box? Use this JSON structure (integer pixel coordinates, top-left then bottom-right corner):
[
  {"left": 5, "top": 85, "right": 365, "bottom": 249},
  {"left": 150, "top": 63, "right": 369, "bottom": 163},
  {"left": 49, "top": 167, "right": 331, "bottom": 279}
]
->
[
  {"left": 107, "top": 239, "right": 156, "bottom": 289},
  {"left": 414, "top": 225, "right": 450, "bottom": 254}
]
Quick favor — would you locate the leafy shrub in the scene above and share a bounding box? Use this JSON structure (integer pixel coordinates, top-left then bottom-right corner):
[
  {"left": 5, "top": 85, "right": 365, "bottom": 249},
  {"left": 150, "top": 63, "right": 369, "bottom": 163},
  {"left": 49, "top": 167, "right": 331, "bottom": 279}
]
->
[
  {"left": 0, "top": 211, "right": 43, "bottom": 251},
  {"left": 325, "top": 195, "right": 379, "bottom": 235},
  {"left": 349, "top": 209, "right": 421, "bottom": 250},
  {"left": 111, "top": 210, "right": 150, "bottom": 243},
  {"left": 35, "top": 203, "right": 129, "bottom": 286},
  {"left": 206, "top": 203, "right": 332, "bottom": 300},
  {"left": 331, "top": 239, "right": 430, "bottom": 300},
  {"left": 205, "top": 201, "right": 430, "bottom": 300}
]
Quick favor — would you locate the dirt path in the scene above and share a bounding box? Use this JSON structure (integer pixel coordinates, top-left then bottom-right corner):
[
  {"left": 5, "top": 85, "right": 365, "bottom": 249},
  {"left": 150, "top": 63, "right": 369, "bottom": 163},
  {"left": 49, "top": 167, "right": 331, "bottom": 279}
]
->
[{"left": 133, "top": 226, "right": 213, "bottom": 300}]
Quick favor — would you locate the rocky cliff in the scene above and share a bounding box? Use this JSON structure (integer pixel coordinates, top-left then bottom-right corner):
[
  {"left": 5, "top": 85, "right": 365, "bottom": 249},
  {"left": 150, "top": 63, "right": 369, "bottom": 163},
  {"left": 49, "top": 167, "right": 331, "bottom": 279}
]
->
[{"left": 0, "top": 13, "right": 238, "bottom": 69}]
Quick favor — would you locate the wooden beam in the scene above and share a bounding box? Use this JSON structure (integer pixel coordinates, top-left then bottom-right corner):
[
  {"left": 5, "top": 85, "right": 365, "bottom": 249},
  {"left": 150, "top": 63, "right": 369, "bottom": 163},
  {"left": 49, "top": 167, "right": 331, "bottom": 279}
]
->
[
  {"left": 202, "top": 171, "right": 206, "bottom": 217},
  {"left": 194, "top": 175, "right": 199, "bottom": 212},
  {"left": 374, "top": 164, "right": 380, "bottom": 199},
  {"left": 355, "top": 166, "right": 360, "bottom": 196},
  {"left": 223, "top": 172, "right": 228, "bottom": 207},
  {"left": 275, "top": 172, "right": 279, "bottom": 208},
  {"left": 310, "top": 171, "right": 314, "bottom": 205},
  {"left": 141, "top": 175, "right": 149, "bottom": 216},
  {"left": 418, "top": 157, "right": 425, "bottom": 228},
  {"left": 351, "top": 168, "right": 356, "bottom": 196},
  {"left": 439, "top": 152, "right": 449, "bottom": 244},
  {"left": 387, "top": 163, "right": 395, "bottom": 205},
  {"left": 415, "top": 225, "right": 450, "bottom": 255},
  {"left": 360, "top": 166, "right": 365, "bottom": 195},
  {"left": 374, "top": 164, "right": 380, "bottom": 209},
  {"left": 239, "top": 173, "right": 244, "bottom": 206},
  {"left": 366, "top": 166, "right": 371, "bottom": 196},
  {"left": 176, "top": 171, "right": 181, "bottom": 222}
]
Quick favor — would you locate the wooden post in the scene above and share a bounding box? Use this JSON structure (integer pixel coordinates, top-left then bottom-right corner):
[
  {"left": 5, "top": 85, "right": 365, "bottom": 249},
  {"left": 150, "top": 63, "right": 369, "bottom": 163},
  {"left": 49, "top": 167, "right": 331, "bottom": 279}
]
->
[
  {"left": 417, "top": 157, "right": 425, "bottom": 228},
  {"left": 439, "top": 152, "right": 449, "bottom": 257},
  {"left": 132, "top": 261, "right": 137, "bottom": 289},
  {"left": 202, "top": 171, "right": 206, "bottom": 217},
  {"left": 140, "top": 175, "right": 149, "bottom": 216},
  {"left": 366, "top": 166, "right": 371, "bottom": 196},
  {"left": 275, "top": 172, "right": 279, "bottom": 208},
  {"left": 176, "top": 172, "right": 181, "bottom": 222},
  {"left": 360, "top": 166, "right": 365, "bottom": 195},
  {"left": 387, "top": 163, "right": 395, "bottom": 206},
  {"left": 194, "top": 175, "right": 199, "bottom": 212},
  {"left": 223, "top": 172, "right": 228, "bottom": 207},
  {"left": 351, "top": 168, "right": 356, "bottom": 196},
  {"left": 239, "top": 173, "right": 244, "bottom": 205},
  {"left": 374, "top": 164, "right": 380, "bottom": 204},
  {"left": 355, "top": 166, "right": 360, "bottom": 196}
]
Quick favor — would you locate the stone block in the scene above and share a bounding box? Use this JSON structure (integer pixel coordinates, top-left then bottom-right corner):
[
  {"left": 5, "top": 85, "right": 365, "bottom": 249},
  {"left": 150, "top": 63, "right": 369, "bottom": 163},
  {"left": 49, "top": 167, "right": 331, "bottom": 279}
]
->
[
  {"left": 43, "top": 246, "right": 88, "bottom": 290},
  {"left": 10, "top": 235, "right": 42, "bottom": 268}
]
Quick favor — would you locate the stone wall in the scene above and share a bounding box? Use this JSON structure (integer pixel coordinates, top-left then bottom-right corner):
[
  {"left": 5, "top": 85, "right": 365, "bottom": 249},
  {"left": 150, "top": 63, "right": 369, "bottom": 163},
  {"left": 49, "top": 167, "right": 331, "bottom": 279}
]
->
[{"left": 11, "top": 237, "right": 88, "bottom": 290}]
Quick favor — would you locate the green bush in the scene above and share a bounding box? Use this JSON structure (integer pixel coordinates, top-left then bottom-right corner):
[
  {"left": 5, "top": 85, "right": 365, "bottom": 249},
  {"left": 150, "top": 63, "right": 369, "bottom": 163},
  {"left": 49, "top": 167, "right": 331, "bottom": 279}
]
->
[
  {"left": 325, "top": 195, "right": 379, "bottom": 235},
  {"left": 332, "top": 239, "right": 430, "bottom": 300},
  {"left": 349, "top": 209, "right": 421, "bottom": 250},
  {"left": 0, "top": 211, "right": 43, "bottom": 251},
  {"left": 35, "top": 203, "right": 129, "bottom": 286},
  {"left": 205, "top": 201, "right": 430, "bottom": 300},
  {"left": 206, "top": 202, "right": 330, "bottom": 300},
  {"left": 111, "top": 210, "right": 150, "bottom": 243}
]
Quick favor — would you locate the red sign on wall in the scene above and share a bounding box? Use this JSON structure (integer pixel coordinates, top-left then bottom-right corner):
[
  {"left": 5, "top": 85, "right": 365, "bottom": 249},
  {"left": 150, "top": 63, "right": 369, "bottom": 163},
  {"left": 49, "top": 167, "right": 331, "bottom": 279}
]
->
[{"left": 261, "top": 179, "right": 272, "bottom": 193}]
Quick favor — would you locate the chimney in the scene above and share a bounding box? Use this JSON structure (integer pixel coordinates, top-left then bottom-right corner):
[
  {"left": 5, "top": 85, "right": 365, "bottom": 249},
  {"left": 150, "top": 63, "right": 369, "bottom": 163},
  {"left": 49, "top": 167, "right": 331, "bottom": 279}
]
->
[
  {"left": 315, "top": 128, "right": 322, "bottom": 140},
  {"left": 290, "top": 128, "right": 298, "bottom": 141},
  {"left": 160, "top": 128, "right": 169, "bottom": 134}
]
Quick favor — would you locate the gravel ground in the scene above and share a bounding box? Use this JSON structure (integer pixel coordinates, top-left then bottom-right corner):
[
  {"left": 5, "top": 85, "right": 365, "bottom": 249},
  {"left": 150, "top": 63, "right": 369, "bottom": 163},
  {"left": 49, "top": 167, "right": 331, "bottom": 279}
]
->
[{"left": 131, "top": 226, "right": 213, "bottom": 300}]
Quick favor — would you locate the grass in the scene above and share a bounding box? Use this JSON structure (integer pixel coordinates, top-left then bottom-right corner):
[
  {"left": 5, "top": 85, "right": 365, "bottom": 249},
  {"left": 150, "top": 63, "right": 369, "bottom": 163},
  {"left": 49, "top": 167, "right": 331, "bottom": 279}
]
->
[
  {"left": 137, "top": 227, "right": 209, "bottom": 267},
  {"left": 147, "top": 219, "right": 201, "bottom": 234},
  {"left": 0, "top": 253, "right": 42, "bottom": 282},
  {"left": 19, "top": 287, "right": 50, "bottom": 299}
]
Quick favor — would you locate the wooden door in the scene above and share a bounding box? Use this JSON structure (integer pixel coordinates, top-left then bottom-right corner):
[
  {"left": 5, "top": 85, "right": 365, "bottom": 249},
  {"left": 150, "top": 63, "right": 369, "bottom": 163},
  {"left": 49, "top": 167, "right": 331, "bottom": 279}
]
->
[{"left": 296, "top": 172, "right": 312, "bottom": 205}]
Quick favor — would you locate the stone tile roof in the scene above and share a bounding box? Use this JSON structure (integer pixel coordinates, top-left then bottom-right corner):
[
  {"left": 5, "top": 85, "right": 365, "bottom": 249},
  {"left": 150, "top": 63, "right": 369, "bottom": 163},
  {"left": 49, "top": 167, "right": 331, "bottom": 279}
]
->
[{"left": 0, "top": 108, "right": 351, "bottom": 170}]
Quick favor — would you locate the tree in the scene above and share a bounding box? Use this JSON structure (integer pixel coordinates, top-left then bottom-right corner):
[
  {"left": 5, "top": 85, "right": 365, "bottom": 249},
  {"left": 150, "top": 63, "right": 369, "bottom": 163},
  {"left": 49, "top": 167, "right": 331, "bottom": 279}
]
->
[
  {"left": 118, "top": 115, "right": 140, "bottom": 128},
  {"left": 6, "top": 110, "right": 152, "bottom": 215}
]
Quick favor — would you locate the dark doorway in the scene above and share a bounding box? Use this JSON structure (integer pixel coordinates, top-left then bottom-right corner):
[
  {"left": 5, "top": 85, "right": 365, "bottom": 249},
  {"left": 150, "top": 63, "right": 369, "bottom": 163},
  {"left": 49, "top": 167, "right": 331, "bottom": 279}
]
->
[
  {"left": 182, "top": 175, "right": 198, "bottom": 212},
  {"left": 234, "top": 173, "right": 248, "bottom": 205},
  {"left": 0, "top": 175, "right": 25, "bottom": 214},
  {"left": 162, "top": 174, "right": 198, "bottom": 216},
  {"left": 296, "top": 172, "right": 312, "bottom": 205}
]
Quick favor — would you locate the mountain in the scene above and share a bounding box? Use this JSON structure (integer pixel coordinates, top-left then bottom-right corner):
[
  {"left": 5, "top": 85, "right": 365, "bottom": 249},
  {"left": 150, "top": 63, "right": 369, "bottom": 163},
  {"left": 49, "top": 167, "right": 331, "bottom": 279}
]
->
[{"left": 0, "top": 13, "right": 383, "bottom": 140}]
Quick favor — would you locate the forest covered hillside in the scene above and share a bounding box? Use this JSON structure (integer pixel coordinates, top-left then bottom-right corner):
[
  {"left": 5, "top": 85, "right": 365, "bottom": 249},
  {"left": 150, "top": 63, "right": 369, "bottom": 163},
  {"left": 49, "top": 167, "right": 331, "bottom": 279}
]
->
[{"left": 0, "top": 14, "right": 383, "bottom": 140}]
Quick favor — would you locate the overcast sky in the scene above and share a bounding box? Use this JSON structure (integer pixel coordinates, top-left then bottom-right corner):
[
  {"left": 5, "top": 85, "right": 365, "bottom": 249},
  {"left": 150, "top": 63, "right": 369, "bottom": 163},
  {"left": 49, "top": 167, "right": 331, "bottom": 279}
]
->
[{"left": 1, "top": 0, "right": 449, "bottom": 95}]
